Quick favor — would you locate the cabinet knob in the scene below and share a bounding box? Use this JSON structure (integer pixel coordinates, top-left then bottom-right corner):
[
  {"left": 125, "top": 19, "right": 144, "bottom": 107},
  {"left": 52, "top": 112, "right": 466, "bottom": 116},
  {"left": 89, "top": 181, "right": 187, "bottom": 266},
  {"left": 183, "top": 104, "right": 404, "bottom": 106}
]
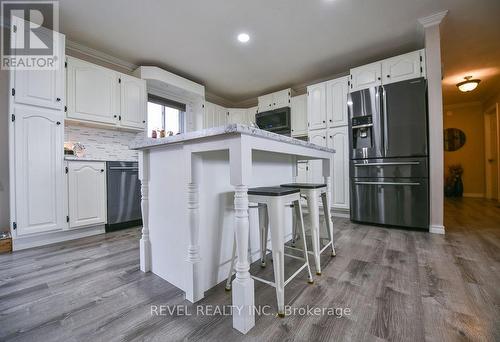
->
[
  {"left": 56, "top": 97, "right": 61, "bottom": 102},
  {"left": 142, "top": 120, "right": 146, "bottom": 123},
  {"left": 100, "top": 169, "right": 104, "bottom": 172},
  {"left": 114, "top": 115, "right": 117, "bottom": 118},
  {"left": 329, "top": 119, "right": 332, "bottom": 122},
  {"left": 322, "top": 120, "right": 325, "bottom": 123},
  {"left": 377, "top": 77, "right": 381, "bottom": 80},
  {"left": 56, "top": 121, "right": 61, "bottom": 125},
  {"left": 387, "top": 75, "right": 390, "bottom": 78},
  {"left": 323, "top": 136, "right": 326, "bottom": 139}
]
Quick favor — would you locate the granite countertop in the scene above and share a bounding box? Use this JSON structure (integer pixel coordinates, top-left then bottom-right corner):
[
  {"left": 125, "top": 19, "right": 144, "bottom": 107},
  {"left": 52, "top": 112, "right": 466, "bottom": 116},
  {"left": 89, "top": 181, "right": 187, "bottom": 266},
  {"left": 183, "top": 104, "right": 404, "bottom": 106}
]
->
[
  {"left": 64, "top": 156, "right": 138, "bottom": 162},
  {"left": 129, "top": 124, "right": 335, "bottom": 153}
]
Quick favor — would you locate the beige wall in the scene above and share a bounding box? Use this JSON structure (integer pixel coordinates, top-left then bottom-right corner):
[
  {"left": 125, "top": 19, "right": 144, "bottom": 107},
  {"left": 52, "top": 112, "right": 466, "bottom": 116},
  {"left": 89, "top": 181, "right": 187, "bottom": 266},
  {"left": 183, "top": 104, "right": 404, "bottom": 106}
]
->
[{"left": 444, "top": 102, "right": 485, "bottom": 196}]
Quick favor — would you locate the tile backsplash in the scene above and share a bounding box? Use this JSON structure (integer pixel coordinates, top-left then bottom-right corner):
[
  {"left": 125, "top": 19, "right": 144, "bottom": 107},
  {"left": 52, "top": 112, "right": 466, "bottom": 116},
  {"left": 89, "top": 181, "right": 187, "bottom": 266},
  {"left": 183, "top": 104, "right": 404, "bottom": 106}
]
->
[{"left": 64, "top": 125, "right": 139, "bottom": 161}]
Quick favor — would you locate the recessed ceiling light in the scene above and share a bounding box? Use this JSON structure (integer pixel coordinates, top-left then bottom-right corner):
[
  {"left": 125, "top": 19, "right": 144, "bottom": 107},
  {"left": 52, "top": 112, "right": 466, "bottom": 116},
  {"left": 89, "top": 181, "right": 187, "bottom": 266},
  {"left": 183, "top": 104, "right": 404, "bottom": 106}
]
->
[{"left": 237, "top": 33, "right": 250, "bottom": 43}]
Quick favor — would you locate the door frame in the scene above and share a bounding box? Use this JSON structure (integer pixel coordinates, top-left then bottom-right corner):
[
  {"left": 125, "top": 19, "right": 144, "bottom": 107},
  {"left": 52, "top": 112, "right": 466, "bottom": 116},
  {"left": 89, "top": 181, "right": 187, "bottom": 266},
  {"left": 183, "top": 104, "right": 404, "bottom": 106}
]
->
[{"left": 484, "top": 103, "right": 500, "bottom": 200}]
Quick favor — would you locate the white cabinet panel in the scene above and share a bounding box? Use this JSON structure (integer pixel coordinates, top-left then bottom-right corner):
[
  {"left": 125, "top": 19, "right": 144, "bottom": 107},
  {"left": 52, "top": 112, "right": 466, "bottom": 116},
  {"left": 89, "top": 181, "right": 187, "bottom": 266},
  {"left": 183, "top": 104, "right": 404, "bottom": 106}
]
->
[
  {"left": 258, "top": 94, "right": 273, "bottom": 112},
  {"left": 350, "top": 62, "right": 382, "bottom": 92},
  {"left": 66, "top": 56, "right": 120, "bottom": 124},
  {"left": 120, "top": 74, "right": 147, "bottom": 129},
  {"left": 328, "top": 127, "right": 349, "bottom": 210},
  {"left": 203, "top": 102, "right": 216, "bottom": 128},
  {"left": 227, "top": 109, "right": 247, "bottom": 124},
  {"left": 273, "top": 89, "right": 291, "bottom": 108},
  {"left": 216, "top": 105, "right": 227, "bottom": 126},
  {"left": 296, "top": 161, "right": 309, "bottom": 183},
  {"left": 308, "top": 130, "right": 327, "bottom": 183},
  {"left": 246, "top": 106, "right": 258, "bottom": 125},
  {"left": 326, "top": 76, "right": 349, "bottom": 127},
  {"left": 68, "top": 161, "right": 106, "bottom": 229},
  {"left": 291, "top": 94, "right": 308, "bottom": 137},
  {"left": 13, "top": 31, "right": 65, "bottom": 110},
  {"left": 382, "top": 50, "right": 422, "bottom": 85},
  {"left": 13, "top": 106, "right": 66, "bottom": 236},
  {"left": 307, "top": 83, "right": 327, "bottom": 130}
]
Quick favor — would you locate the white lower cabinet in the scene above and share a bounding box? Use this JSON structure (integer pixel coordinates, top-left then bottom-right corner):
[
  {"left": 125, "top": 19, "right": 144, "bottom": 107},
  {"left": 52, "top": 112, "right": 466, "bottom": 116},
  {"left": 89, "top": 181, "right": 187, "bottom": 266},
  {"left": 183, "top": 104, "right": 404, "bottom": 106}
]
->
[
  {"left": 67, "top": 161, "right": 107, "bottom": 229},
  {"left": 328, "top": 126, "right": 350, "bottom": 210},
  {"left": 308, "top": 130, "right": 328, "bottom": 183},
  {"left": 13, "top": 106, "right": 66, "bottom": 236}
]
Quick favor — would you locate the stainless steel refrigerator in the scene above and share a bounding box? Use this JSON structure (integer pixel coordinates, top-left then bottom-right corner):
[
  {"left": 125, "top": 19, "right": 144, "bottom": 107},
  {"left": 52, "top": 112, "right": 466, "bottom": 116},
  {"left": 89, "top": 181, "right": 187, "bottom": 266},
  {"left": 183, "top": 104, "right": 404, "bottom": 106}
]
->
[{"left": 348, "top": 77, "right": 429, "bottom": 229}]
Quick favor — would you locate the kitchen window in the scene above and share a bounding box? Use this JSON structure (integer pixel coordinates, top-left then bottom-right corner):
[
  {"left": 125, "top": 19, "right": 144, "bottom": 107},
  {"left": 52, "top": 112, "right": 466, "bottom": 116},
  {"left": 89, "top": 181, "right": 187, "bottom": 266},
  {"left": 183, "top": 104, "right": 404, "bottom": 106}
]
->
[{"left": 147, "top": 95, "right": 186, "bottom": 137}]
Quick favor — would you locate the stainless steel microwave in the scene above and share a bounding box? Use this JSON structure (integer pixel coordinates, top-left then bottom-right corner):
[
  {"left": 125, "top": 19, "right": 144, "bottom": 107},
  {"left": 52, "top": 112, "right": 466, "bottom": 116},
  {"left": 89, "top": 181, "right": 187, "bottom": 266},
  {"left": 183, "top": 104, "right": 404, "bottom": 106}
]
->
[{"left": 255, "top": 107, "right": 291, "bottom": 135}]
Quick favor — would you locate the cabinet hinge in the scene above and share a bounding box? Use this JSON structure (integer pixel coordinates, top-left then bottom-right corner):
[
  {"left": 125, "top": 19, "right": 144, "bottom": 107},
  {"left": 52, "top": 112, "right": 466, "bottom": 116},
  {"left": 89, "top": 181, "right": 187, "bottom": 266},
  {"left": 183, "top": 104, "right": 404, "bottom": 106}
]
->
[
  {"left": 11, "top": 88, "right": 15, "bottom": 96},
  {"left": 65, "top": 166, "right": 68, "bottom": 174},
  {"left": 420, "top": 55, "right": 423, "bottom": 62},
  {"left": 347, "top": 81, "right": 350, "bottom": 86},
  {"left": 12, "top": 25, "right": 17, "bottom": 33},
  {"left": 66, "top": 216, "right": 69, "bottom": 223},
  {"left": 420, "top": 66, "right": 423, "bottom": 73},
  {"left": 11, "top": 114, "right": 15, "bottom": 122},
  {"left": 64, "top": 61, "right": 67, "bottom": 68},
  {"left": 12, "top": 222, "right": 17, "bottom": 230},
  {"left": 306, "top": 166, "right": 309, "bottom": 171},
  {"left": 202, "top": 104, "right": 204, "bottom": 108},
  {"left": 64, "top": 105, "right": 67, "bottom": 112},
  {"left": 118, "top": 78, "right": 121, "bottom": 84}
]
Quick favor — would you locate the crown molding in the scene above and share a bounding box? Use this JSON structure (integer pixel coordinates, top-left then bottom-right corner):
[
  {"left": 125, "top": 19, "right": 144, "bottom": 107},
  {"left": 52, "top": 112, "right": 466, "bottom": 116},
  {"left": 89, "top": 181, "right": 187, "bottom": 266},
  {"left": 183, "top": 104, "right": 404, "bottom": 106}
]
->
[
  {"left": 66, "top": 39, "right": 138, "bottom": 72},
  {"left": 418, "top": 10, "right": 448, "bottom": 28}
]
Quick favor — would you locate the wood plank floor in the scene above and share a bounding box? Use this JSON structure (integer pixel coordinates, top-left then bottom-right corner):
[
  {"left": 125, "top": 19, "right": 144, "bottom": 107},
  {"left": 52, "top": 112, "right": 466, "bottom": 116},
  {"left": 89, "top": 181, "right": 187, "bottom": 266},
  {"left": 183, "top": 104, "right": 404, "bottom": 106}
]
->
[{"left": 1, "top": 198, "right": 499, "bottom": 341}]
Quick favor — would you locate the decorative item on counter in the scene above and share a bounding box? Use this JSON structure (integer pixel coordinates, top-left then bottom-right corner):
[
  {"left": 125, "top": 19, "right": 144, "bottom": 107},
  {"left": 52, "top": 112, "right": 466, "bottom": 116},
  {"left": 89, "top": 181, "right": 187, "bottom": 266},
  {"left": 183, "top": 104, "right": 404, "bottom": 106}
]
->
[
  {"left": 159, "top": 130, "right": 166, "bottom": 138},
  {"left": 64, "top": 147, "right": 74, "bottom": 155},
  {"left": 444, "top": 164, "right": 464, "bottom": 197},
  {"left": 151, "top": 129, "right": 157, "bottom": 139},
  {"left": 167, "top": 131, "right": 174, "bottom": 136},
  {"left": 72, "top": 142, "right": 86, "bottom": 158}
]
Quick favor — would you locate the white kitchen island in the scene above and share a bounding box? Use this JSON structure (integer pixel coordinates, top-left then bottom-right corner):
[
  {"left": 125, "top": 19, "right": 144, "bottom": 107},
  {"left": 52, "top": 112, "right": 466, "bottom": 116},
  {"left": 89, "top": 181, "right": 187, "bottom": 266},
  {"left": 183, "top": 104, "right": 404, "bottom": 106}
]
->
[{"left": 129, "top": 124, "right": 335, "bottom": 334}]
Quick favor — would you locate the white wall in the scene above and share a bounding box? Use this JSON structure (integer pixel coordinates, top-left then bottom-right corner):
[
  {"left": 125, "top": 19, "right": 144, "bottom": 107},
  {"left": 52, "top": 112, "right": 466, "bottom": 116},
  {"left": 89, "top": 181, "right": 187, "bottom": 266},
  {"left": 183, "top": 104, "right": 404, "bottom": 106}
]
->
[{"left": 0, "top": 70, "right": 10, "bottom": 232}]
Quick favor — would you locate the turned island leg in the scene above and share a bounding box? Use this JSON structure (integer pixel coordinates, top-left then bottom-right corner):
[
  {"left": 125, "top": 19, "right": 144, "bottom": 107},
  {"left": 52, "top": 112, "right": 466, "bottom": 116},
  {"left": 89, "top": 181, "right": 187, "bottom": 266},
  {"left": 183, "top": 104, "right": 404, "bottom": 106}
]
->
[{"left": 139, "top": 150, "right": 151, "bottom": 272}]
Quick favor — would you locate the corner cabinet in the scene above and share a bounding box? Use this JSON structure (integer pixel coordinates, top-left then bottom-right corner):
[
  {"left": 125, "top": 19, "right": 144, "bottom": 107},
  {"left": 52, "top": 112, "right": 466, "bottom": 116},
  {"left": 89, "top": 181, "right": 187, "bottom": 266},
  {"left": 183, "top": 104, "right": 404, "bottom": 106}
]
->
[
  {"left": 12, "top": 107, "right": 66, "bottom": 236},
  {"left": 66, "top": 56, "right": 146, "bottom": 131},
  {"left": 67, "top": 161, "right": 107, "bottom": 229}
]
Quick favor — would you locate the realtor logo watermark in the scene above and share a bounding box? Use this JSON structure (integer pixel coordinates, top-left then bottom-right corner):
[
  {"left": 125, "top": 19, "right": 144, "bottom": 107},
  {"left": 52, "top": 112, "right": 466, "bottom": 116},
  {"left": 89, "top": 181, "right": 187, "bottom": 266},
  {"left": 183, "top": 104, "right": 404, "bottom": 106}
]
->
[{"left": 1, "top": 0, "right": 59, "bottom": 70}]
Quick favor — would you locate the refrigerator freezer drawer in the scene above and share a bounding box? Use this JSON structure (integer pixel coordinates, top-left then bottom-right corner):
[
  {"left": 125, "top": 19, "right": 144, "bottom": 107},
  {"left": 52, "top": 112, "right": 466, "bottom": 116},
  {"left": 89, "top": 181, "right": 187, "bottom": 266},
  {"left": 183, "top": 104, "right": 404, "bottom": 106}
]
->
[
  {"left": 350, "top": 177, "right": 429, "bottom": 229},
  {"left": 351, "top": 157, "right": 428, "bottom": 178}
]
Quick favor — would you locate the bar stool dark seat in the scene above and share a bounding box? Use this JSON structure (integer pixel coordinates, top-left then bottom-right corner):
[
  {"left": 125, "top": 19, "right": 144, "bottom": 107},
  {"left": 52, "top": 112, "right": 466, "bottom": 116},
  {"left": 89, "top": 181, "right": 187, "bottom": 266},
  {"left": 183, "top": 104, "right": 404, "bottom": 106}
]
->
[
  {"left": 225, "top": 186, "right": 313, "bottom": 317},
  {"left": 280, "top": 182, "right": 336, "bottom": 275}
]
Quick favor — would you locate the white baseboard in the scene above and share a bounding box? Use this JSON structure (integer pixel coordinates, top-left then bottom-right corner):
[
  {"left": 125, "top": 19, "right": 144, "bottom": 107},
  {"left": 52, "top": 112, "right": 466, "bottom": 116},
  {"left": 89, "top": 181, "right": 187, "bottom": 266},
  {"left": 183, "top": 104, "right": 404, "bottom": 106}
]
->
[
  {"left": 13, "top": 225, "right": 106, "bottom": 251},
  {"left": 429, "top": 225, "right": 445, "bottom": 234},
  {"left": 332, "top": 207, "right": 350, "bottom": 218},
  {"left": 463, "top": 193, "right": 485, "bottom": 198}
]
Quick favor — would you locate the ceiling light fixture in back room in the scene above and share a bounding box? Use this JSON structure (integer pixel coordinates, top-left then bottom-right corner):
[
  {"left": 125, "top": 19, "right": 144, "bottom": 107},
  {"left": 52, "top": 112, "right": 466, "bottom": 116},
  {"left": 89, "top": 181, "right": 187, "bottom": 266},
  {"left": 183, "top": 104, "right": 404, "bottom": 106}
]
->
[{"left": 456, "top": 76, "right": 481, "bottom": 92}]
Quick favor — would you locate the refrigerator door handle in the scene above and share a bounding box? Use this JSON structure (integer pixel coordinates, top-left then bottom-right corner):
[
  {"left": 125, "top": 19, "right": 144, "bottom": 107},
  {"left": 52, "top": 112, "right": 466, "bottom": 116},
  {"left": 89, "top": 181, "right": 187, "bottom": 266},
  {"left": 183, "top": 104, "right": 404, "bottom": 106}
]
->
[
  {"left": 354, "top": 181, "right": 421, "bottom": 186},
  {"left": 381, "top": 85, "right": 388, "bottom": 156}
]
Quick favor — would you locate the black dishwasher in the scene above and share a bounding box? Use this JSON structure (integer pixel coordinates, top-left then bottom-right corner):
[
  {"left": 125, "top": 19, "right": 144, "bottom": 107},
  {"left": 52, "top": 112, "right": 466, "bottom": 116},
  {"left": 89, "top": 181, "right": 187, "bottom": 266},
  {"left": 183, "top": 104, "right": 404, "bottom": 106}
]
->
[{"left": 105, "top": 161, "right": 142, "bottom": 232}]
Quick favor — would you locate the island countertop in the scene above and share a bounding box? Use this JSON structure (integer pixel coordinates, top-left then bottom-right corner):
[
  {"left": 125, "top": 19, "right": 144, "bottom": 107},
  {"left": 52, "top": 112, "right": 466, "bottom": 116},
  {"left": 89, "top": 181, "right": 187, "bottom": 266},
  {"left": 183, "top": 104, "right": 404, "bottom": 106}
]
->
[{"left": 129, "top": 124, "right": 335, "bottom": 153}]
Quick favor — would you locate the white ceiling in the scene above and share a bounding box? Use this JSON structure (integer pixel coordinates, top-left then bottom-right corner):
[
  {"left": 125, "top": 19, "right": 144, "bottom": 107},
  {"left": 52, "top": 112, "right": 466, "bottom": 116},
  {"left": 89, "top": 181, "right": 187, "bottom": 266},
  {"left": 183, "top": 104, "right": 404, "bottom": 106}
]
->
[{"left": 59, "top": 0, "right": 500, "bottom": 105}]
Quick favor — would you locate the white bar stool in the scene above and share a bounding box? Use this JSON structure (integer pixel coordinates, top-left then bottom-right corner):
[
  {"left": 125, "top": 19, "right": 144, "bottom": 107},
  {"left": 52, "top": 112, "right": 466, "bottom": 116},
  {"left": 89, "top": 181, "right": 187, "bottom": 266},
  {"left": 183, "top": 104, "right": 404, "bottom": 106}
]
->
[
  {"left": 280, "top": 183, "right": 336, "bottom": 275},
  {"left": 225, "top": 186, "right": 313, "bottom": 317}
]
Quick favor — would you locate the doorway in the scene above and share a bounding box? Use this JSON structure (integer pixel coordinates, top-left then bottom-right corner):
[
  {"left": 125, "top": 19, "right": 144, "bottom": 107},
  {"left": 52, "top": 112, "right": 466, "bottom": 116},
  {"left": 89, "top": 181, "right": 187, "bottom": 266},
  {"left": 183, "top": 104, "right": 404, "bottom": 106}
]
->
[{"left": 484, "top": 103, "right": 500, "bottom": 200}]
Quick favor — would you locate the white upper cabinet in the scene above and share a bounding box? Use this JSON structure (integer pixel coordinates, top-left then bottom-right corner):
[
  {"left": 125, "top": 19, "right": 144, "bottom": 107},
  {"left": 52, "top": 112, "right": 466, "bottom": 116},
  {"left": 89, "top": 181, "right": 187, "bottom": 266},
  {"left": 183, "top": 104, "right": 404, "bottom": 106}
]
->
[
  {"left": 119, "top": 74, "right": 147, "bottom": 129},
  {"left": 291, "top": 94, "right": 308, "bottom": 137},
  {"left": 67, "top": 161, "right": 107, "bottom": 229},
  {"left": 215, "top": 104, "right": 227, "bottom": 126},
  {"left": 350, "top": 49, "right": 426, "bottom": 92},
  {"left": 13, "top": 106, "right": 66, "bottom": 236},
  {"left": 258, "top": 94, "right": 273, "bottom": 112},
  {"left": 307, "top": 83, "right": 327, "bottom": 130},
  {"left": 273, "top": 89, "right": 291, "bottom": 108},
  {"left": 349, "top": 61, "right": 382, "bottom": 92},
  {"left": 258, "top": 89, "right": 291, "bottom": 112},
  {"left": 227, "top": 109, "right": 247, "bottom": 124},
  {"left": 203, "top": 102, "right": 216, "bottom": 128},
  {"left": 326, "top": 76, "right": 349, "bottom": 127},
  {"left": 246, "top": 106, "right": 258, "bottom": 124},
  {"left": 66, "top": 56, "right": 146, "bottom": 131},
  {"left": 328, "top": 126, "right": 349, "bottom": 210},
  {"left": 382, "top": 50, "right": 423, "bottom": 85},
  {"left": 66, "top": 56, "right": 119, "bottom": 125},
  {"left": 13, "top": 31, "right": 65, "bottom": 110}
]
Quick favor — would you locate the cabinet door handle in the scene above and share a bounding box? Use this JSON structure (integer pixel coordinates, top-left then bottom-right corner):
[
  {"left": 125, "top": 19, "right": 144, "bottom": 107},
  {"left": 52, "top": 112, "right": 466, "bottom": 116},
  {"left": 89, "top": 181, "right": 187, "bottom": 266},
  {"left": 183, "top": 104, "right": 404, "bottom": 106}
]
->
[{"left": 56, "top": 97, "right": 61, "bottom": 102}]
